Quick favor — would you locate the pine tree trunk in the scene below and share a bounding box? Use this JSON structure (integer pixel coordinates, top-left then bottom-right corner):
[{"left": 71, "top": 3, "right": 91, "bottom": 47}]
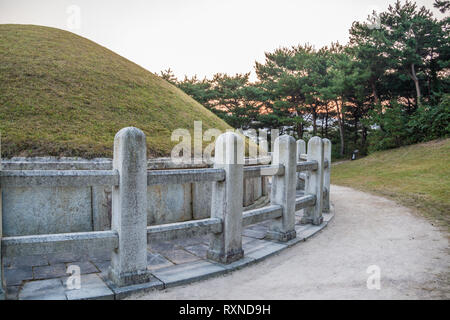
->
[
  {"left": 334, "top": 100, "right": 345, "bottom": 157},
  {"left": 321, "top": 113, "right": 324, "bottom": 137},
  {"left": 362, "top": 126, "right": 368, "bottom": 152},
  {"left": 296, "top": 123, "right": 303, "bottom": 139},
  {"left": 312, "top": 107, "right": 317, "bottom": 136},
  {"left": 409, "top": 63, "right": 421, "bottom": 107},
  {"left": 371, "top": 80, "right": 379, "bottom": 105},
  {"left": 339, "top": 121, "right": 345, "bottom": 157}
]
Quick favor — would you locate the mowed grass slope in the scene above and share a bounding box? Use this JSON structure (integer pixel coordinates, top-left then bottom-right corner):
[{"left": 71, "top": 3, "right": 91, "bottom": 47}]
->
[
  {"left": 332, "top": 139, "right": 450, "bottom": 230},
  {"left": 0, "top": 24, "right": 231, "bottom": 158}
]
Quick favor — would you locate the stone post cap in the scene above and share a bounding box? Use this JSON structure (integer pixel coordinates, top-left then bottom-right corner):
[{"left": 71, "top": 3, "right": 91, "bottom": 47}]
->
[
  {"left": 214, "top": 132, "right": 244, "bottom": 165},
  {"left": 296, "top": 139, "right": 306, "bottom": 147},
  {"left": 272, "top": 135, "right": 296, "bottom": 162},
  {"left": 276, "top": 134, "right": 296, "bottom": 144},
  {"left": 308, "top": 136, "right": 323, "bottom": 147},
  {"left": 114, "top": 127, "right": 146, "bottom": 141}
]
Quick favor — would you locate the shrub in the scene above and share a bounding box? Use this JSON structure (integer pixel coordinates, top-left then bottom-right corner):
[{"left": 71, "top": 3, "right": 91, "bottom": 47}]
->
[{"left": 367, "top": 95, "right": 450, "bottom": 153}]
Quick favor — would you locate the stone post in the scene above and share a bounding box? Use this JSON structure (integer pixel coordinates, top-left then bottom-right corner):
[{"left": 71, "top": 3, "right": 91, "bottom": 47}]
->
[
  {"left": 301, "top": 137, "right": 324, "bottom": 225},
  {"left": 207, "top": 132, "right": 244, "bottom": 264},
  {"left": 296, "top": 139, "right": 306, "bottom": 190},
  {"left": 0, "top": 141, "right": 5, "bottom": 300},
  {"left": 109, "top": 127, "right": 151, "bottom": 286},
  {"left": 323, "top": 138, "right": 331, "bottom": 213},
  {"left": 267, "top": 135, "right": 297, "bottom": 242},
  {"left": 296, "top": 139, "right": 306, "bottom": 159}
]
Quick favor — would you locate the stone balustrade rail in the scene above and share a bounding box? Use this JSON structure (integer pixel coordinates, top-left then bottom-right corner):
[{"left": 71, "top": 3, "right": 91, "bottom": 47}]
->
[{"left": 0, "top": 127, "right": 331, "bottom": 297}]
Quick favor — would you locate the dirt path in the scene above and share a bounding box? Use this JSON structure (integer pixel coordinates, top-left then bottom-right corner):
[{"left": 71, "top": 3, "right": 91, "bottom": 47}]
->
[{"left": 133, "top": 185, "right": 449, "bottom": 300}]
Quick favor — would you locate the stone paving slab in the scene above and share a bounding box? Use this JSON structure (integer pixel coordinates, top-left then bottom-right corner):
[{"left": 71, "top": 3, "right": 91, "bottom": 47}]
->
[
  {"left": 5, "top": 285, "right": 20, "bottom": 300},
  {"left": 163, "top": 248, "right": 201, "bottom": 264},
  {"left": 244, "top": 240, "right": 287, "bottom": 261},
  {"left": 247, "top": 223, "right": 270, "bottom": 231},
  {"left": 295, "top": 224, "right": 311, "bottom": 234},
  {"left": 242, "top": 235, "right": 257, "bottom": 244},
  {"left": 323, "top": 212, "right": 333, "bottom": 222},
  {"left": 243, "top": 238, "right": 268, "bottom": 252},
  {"left": 102, "top": 275, "right": 164, "bottom": 300},
  {"left": 147, "top": 252, "right": 174, "bottom": 270},
  {"left": 300, "top": 224, "right": 325, "bottom": 239},
  {"left": 148, "top": 240, "right": 178, "bottom": 252},
  {"left": 19, "top": 279, "right": 66, "bottom": 300},
  {"left": 184, "top": 243, "right": 209, "bottom": 259},
  {"left": 4, "top": 266, "right": 33, "bottom": 286},
  {"left": 33, "top": 263, "right": 67, "bottom": 280},
  {"left": 242, "top": 228, "right": 267, "bottom": 239},
  {"left": 152, "top": 260, "right": 227, "bottom": 288},
  {"left": 65, "top": 274, "right": 114, "bottom": 300},
  {"left": 67, "top": 261, "right": 99, "bottom": 275},
  {"left": 218, "top": 255, "right": 256, "bottom": 271},
  {"left": 3, "top": 204, "right": 334, "bottom": 300},
  {"left": 285, "top": 235, "right": 304, "bottom": 247},
  {"left": 92, "top": 260, "right": 111, "bottom": 275}
]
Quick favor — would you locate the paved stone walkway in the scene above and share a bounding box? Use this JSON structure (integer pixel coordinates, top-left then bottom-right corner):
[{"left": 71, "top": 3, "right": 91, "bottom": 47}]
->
[{"left": 3, "top": 192, "right": 332, "bottom": 300}]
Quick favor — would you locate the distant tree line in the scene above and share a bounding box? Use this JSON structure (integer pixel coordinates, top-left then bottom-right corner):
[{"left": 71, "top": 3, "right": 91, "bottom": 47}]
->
[{"left": 161, "top": 0, "right": 449, "bottom": 158}]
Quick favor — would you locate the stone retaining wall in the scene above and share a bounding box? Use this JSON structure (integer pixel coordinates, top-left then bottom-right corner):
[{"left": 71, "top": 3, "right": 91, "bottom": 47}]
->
[{"left": 2, "top": 157, "right": 269, "bottom": 236}]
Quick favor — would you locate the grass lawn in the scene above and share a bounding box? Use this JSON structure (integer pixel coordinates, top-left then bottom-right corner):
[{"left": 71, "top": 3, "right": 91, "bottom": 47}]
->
[
  {"left": 331, "top": 139, "right": 450, "bottom": 231},
  {"left": 0, "top": 24, "right": 231, "bottom": 158}
]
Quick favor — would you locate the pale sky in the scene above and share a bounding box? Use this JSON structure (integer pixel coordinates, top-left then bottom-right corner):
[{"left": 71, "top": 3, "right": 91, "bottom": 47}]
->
[{"left": 0, "top": 0, "right": 442, "bottom": 81}]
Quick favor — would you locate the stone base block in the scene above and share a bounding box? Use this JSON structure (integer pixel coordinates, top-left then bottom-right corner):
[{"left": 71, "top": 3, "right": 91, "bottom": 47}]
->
[
  {"left": 266, "top": 229, "right": 296, "bottom": 242},
  {"left": 206, "top": 248, "right": 244, "bottom": 264},
  {"left": 300, "top": 215, "right": 323, "bottom": 226},
  {"left": 108, "top": 267, "right": 153, "bottom": 287}
]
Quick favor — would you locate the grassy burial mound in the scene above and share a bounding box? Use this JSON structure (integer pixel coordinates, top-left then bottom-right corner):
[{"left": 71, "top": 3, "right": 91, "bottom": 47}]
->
[
  {"left": 0, "top": 24, "right": 231, "bottom": 158},
  {"left": 332, "top": 139, "right": 450, "bottom": 230}
]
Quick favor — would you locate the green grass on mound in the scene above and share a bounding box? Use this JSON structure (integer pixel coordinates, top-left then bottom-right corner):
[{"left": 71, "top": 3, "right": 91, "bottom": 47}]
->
[
  {"left": 332, "top": 139, "right": 450, "bottom": 231},
  {"left": 0, "top": 24, "right": 231, "bottom": 158}
]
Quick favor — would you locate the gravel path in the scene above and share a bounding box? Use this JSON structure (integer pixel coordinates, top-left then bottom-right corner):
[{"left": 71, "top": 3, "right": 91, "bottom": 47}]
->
[{"left": 133, "top": 185, "right": 449, "bottom": 300}]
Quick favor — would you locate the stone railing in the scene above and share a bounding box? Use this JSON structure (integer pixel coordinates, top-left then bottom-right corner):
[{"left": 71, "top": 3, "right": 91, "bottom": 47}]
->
[
  {"left": 1, "top": 157, "right": 270, "bottom": 236},
  {"left": 0, "top": 127, "right": 331, "bottom": 296}
]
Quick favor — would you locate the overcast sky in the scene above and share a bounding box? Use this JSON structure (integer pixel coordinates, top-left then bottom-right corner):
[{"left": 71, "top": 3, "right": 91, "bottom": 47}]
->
[{"left": 0, "top": 0, "right": 443, "bottom": 81}]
